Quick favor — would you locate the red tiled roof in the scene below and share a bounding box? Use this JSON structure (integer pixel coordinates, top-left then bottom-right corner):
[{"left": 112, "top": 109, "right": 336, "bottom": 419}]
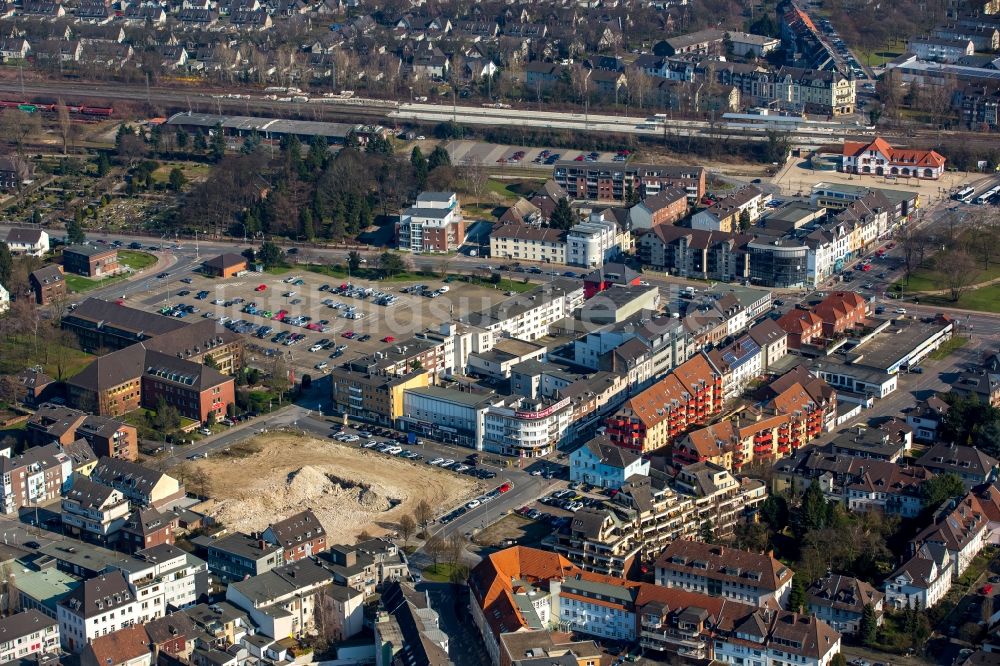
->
[{"left": 842, "top": 138, "right": 946, "bottom": 168}]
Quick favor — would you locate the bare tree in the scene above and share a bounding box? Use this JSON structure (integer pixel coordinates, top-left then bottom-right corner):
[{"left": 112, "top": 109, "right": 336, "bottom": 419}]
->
[
  {"left": 940, "top": 250, "right": 978, "bottom": 302},
  {"left": 0, "top": 111, "right": 40, "bottom": 156},
  {"left": 56, "top": 98, "right": 72, "bottom": 154},
  {"left": 445, "top": 533, "right": 467, "bottom": 569},
  {"left": 424, "top": 533, "right": 446, "bottom": 567},
  {"left": 414, "top": 499, "right": 433, "bottom": 534},
  {"left": 117, "top": 134, "right": 147, "bottom": 168},
  {"left": 398, "top": 514, "right": 416, "bottom": 544},
  {"left": 465, "top": 157, "right": 488, "bottom": 204}
]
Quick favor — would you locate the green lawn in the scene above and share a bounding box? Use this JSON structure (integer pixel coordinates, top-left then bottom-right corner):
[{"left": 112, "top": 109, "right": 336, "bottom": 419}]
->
[
  {"left": 0, "top": 334, "right": 93, "bottom": 380},
  {"left": 920, "top": 285, "right": 1000, "bottom": 313},
  {"left": 855, "top": 46, "right": 904, "bottom": 67},
  {"left": 463, "top": 276, "right": 536, "bottom": 292},
  {"left": 264, "top": 265, "right": 292, "bottom": 275},
  {"left": 484, "top": 178, "right": 546, "bottom": 202},
  {"left": 303, "top": 263, "right": 443, "bottom": 283},
  {"left": 895, "top": 262, "right": 1000, "bottom": 295},
  {"left": 928, "top": 336, "right": 969, "bottom": 360},
  {"left": 420, "top": 562, "right": 466, "bottom": 583},
  {"left": 118, "top": 250, "right": 157, "bottom": 271},
  {"left": 64, "top": 272, "right": 127, "bottom": 293}
]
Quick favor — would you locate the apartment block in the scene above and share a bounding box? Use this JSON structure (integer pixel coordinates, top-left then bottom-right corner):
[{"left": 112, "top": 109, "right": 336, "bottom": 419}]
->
[
  {"left": 62, "top": 244, "right": 119, "bottom": 278},
  {"left": 654, "top": 540, "right": 794, "bottom": 606},
  {"left": 396, "top": 191, "right": 465, "bottom": 253},
  {"left": 29, "top": 265, "right": 66, "bottom": 305},
  {"left": 0, "top": 442, "right": 72, "bottom": 515},
  {"left": 489, "top": 224, "right": 567, "bottom": 264},
  {"left": 691, "top": 186, "right": 768, "bottom": 233},
  {"left": 329, "top": 366, "right": 428, "bottom": 427},
  {"left": 61, "top": 475, "right": 131, "bottom": 544},
  {"left": 89, "top": 457, "right": 185, "bottom": 509},
  {"left": 553, "top": 162, "right": 706, "bottom": 203},
  {"left": 0, "top": 610, "right": 60, "bottom": 663}
]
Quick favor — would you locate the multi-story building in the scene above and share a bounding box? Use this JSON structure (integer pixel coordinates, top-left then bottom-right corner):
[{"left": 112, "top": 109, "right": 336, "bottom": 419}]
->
[
  {"left": 62, "top": 298, "right": 185, "bottom": 352},
  {"left": 119, "top": 508, "right": 177, "bottom": 554},
  {"left": 112, "top": 543, "right": 208, "bottom": 613},
  {"left": 908, "top": 36, "right": 974, "bottom": 62},
  {"left": 841, "top": 137, "right": 946, "bottom": 179},
  {"left": 0, "top": 610, "right": 60, "bottom": 663},
  {"left": 706, "top": 334, "right": 762, "bottom": 399},
  {"left": 4, "top": 227, "right": 49, "bottom": 256},
  {"left": 639, "top": 225, "right": 751, "bottom": 281},
  {"left": 483, "top": 395, "right": 573, "bottom": 458},
  {"left": 89, "top": 457, "right": 185, "bottom": 509},
  {"left": 712, "top": 608, "right": 842, "bottom": 666},
  {"left": 691, "top": 186, "right": 768, "bottom": 232},
  {"left": 57, "top": 571, "right": 139, "bottom": 652},
  {"left": 807, "top": 573, "right": 884, "bottom": 635},
  {"left": 62, "top": 245, "right": 119, "bottom": 278},
  {"left": 913, "top": 494, "right": 988, "bottom": 580},
  {"left": 61, "top": 475, "right": 131, "bottom": 544},
  {"left": 67, "top": 346, "right": 236, "bottom": 422},
  {"left": 0, "top": 442, "right": 73, "bottom": 515},
  {"left": 27, "top": 403, "right": 138, "bottom": 461},
  {"left": 931, "top": 24, "right": 999, "bottom": 51},
  {"left": 261, "top": 509, "right": 327, "bottom": 562},
  {"left": 569, "top": 435, "right": 650, "bottom": 489},
  {"left": 226, "top": 559, "right": 364, "bottom": 640},
  {"left": 957, "top": 84, "right": 1000, "bottom": 129},
  {"left": 716, "top": 65, "right": 855, "bottom": 115},
  {"left": 654, "top": 540, "right": 794, "bottom": 606},
  {"left": 567, "top": 214, "right": 626, "bottom": 268},
  {"left": 461, "top": 278, "right": 585, "bottom": 342},
  {"left": 845, "top": 460, "right": 931, "bottom": 518},
  {"left": 917, "top": 443, "right": 998, "bottom": 489},
  {"left": 400, "top": 385, "right": 495, "bottom": 449},
  {"left": 572, "top": 311, "right": 693, "bottom": 378},
  {"left": 199, "top": 531, "right": 284, "bottom": 582},
  {"left": 489, "top": 224, "right": 567, "bottom": 264},
  {"left": 628, "top": 188, "right": 690, "bottom": 230},
  {"left": 29, "top": 265, "right": 66, "bottom": 305},
  {"left": 951, "top": 370, "right": 1000, "bottom": 407},
  {"left": 80, "top": 624, "right": 153, "bottom": 666},
  {"left": 330, "top": 366, "right": 428, "bottom": 427},
  {"left": 884, "top": 542, "right": 953, "bottom": 610},
  {"left": 396, "top": 191, "right": 465, "bottom": 253},
  {"left": 553, "top": 162, "right": 706, "bottom": 203},
  {"left": 605, "top": 354, "right": 723, "bottom": 453}
]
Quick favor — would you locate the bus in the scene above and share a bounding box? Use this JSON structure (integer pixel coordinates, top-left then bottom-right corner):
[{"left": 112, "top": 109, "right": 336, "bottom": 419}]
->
[
  {"left": 953, "top": 185, "right": 975, "bottom": 202},
  {"left": 974, "top": 185, "right": 1000, "bottom": 205}
]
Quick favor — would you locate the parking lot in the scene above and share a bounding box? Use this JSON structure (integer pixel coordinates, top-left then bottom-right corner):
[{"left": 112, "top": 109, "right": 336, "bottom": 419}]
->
[
  {"left": 121, "top": 263, "right": 515, "bottom": 376},
  {"left": 447, "top": 139, "right": 624, "bottom": 168}
]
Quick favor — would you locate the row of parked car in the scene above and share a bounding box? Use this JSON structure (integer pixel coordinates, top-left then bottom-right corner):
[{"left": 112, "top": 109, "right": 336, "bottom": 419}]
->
[{"left": 440, "top": 482, "right": 512, "bottom": 524}]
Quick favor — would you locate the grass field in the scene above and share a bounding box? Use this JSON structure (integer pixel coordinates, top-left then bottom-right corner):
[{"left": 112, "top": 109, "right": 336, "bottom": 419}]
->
[
  {"left": 920, "top": 285, "right": 1000, "bottom": 313},
  {"left": 895, "top": 262, "right": 1000, "bottom": 296},
  {"left": 484, "top": 178, "right": 546, "bottom": 203},
  {"left": 0, "top": 334, "right": 93, "bottom": 380},
  {"left": 118, "top": 250, "right": 157, "bottom": 271},
  {"left": 928, "top": 336, "right": 969, "bottom": 360},
  {"left": 264, "top": 265, "right": 292, "bottom": 275},
  {"left": 303, "top": 264, "right": 445, "bottom": 282},
  {"left": 463, "top": 276, "right": 536, "bottom": 292},
  {"left": 64, "top": 272, "right": 127, "bottom": 293},
  {"left": 420, "top": 562, "right": 467, "bottom": 583}
]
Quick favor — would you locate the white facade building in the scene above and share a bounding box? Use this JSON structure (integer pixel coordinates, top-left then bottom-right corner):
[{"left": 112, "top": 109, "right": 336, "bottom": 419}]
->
[
  {"left": 396, "top": 191, "right": 464, "bottom": 253},
  {"left": 4, "top": 228, "right": 49, "bottom": 257},
  {"left": 0, "top": 282, "right": 8, "bottom": 314},
  {"left": 883, "top": 543, "right": 953, "bottom": 609},
  {"left": 401, "top": 385, "right": 494, "bottom": 449},
  {"left": 558, "top": 576, "right": 636, "bottom": 642},
  {"left": 58, "top": 572, "right": 142, "bottom": 652},
  {"left": 483, "top": 396, "right": 572, "bottom": 458},
  {"left": 567, "top": 214, "right": 623, "bottom": 268},
  {"left": 0, "top": 610, "right": 60, "bottom": 663},
  {"left": 464, "top": 279, "right": 584, "bottom": 342}
]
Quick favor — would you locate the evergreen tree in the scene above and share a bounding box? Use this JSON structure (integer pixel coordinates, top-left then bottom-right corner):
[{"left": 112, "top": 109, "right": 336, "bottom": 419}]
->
[
  {"left": 860, "top": 603, "right": 878, "bottom": 646},
  {"left": 428, "top": 144, "right": 451, "bottom": 170},
  {"left": 549, "top": 197, "right": 577, "bottom": 230},
  {"left": 306, "top": 137, "right": 328, "bottom": 173},
  {"left": 258, "top": 241, "right": 285, "bottom": 268},
  {"left": 31, "top": 209, "right": 41, "bottom": 225},
  {"left": 698, "top": 520, "right": 714, "bottom": 544},
  {"left": 348, "top": 250, "right": 362, "bottom": 273},
  {"left": 66, "top": 216, "right": 86, "bottom": 244},
  {"left": 794, "top": 480, "right": 832, "bottom": 538},
  {"left": 411, "top": 146, "right": 428, "bottom": 189},
  {"left": 176, "top": 127, "right": 189, "bottom": 149},
  {"left": 301, "top": 208, "right": 315, "bottom": 240},
  {"left": 210, "top": 123, "right": 226, "bottom": 162},
  {"left": 0, "top": 242, "right": 12, "bottom": 286},
  {"left": 831, "top": 654, "right": 848, "bottom": 666},
  {"left": 95, "top": 152, "right": 110, "bottom": 177},
  {"left": 738, "top": 208, "right": 752, "bottom": 232},
  {"left": 168, "top": 167, "right": 186, "bottom": 192},
  {"left": 787, "top": 577, "right": 806, "bottom": 613}
]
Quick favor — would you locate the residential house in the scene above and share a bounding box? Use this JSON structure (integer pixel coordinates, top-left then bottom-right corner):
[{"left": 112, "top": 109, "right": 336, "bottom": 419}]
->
[
  {"left": 807, "top": 573, "right": 884, "bottom": 635},
  {"left": 29, "top": 265, "right": 65, "bottom": 305},
  {"left": 226, "top": 559, "right": 364, "bottom": 640},
  {"left": 4, "top": 227, "right": 48, "bottom": 256},
  {"left": 61, "top": 475, "right": 131, "bottom": 544},
  {"left": 884, "top": 542, "right": 954, "bottom": 609},
  {"left": 88, "top": 457, "right": 185, "bottom": 509},
  {"left": 627, "top": 188, "right": 690, "bottom": 230},
  {"left": 906, "top": 395, "right": 950, "bottom": 442},
  {"left": 654, "top": 540, "right": 794, "bottom": 606},
  {"left": 57, "top": 571, "right": 138, "bottom": 652},
  {"left": 912, "top": 494, "right": 988, "bottom": 579},
  {"left": 119, "top": 508, "right": 176, "bottom": 554},
  {"left": 951, "top": 370, "right": 1000, "bottom": 407},
  {"left": 917, "top": 443, "right": 998, "bottom": 490},
  {"left": 691, "top": 186, "right": 768, "bottom": 233},
  {"left": 0, "top": 442, "right": 72, "bottom": 515},
  {"left": 199, "top": 531, "right": 284, "bottom": 582},
  {"left": 261, "top": 509, "right": 327, "bottom": 562},
  {"left": 0, "top": 610, "right": 59, "bottom": 664},
  {"left": 569, "top": 435, "right": 650, "bottom": 488}
]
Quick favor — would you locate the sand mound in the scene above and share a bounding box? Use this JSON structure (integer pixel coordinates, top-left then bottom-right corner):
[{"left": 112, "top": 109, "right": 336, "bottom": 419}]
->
[
  {"left": 189, "top": 433, "right": 479, "bottom": 542},
  {"left": 210, "top": 464, "right": 394, "bottom": 532}
]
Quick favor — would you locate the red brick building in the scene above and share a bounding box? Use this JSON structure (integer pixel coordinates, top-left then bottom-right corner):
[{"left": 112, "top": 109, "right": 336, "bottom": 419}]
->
[
  {"left": 120, "top": 508, "right": 177, "bottom": 553},
  {"left": 262, "top": 509, "right": 327, "bottom": 562},
  {"left": 201, "top": 253, "right": 248, "bottom": 278},
  {"left": 62, "top": 244, "right": 119, "bottom": 277},
  {"left": 813, "top": 291, "right": 869, "bottom": 338},
  {"left": 776, "top": 309, "right": 824, "bottom": 349},
  {"left": 29, "top": 264, "right": 65, "bottom": 305},
  {"left": 606, "top": 353, "right": 724, "bottom": 454},
  {"left": 26, "top": 403, "right": 138, "bottom": 461}
]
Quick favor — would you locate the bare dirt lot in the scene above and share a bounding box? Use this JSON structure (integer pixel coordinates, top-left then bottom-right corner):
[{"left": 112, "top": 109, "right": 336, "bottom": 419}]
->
[{"left": 187, "top": 432, "right": 481, "bottom": 543}]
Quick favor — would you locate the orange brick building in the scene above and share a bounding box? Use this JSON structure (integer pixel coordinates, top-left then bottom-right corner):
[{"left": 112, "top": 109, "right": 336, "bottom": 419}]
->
[{"left": 605, "top": 354, "right": 723, "bottom": 454}]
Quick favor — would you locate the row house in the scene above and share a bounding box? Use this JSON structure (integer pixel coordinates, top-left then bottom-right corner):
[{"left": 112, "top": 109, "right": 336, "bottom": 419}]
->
[
  {"left": 553, "top": 162, "right": 706, "bottom": 204},
  {"left": 715, "top": 64, "right": 855, "bottom": 115},
  {"left": 261, "top": 508, "right": 327, "bottom": 562},
  {"left": 958, "top": 84, "right": 1000, "bottom": 129},
  {"left": 654, "top": 540, "right": 794, "bottom": 606},
  {"left": 606, "top": 353, "right": 723, "bottom": 454},
  {"left": 692, "top": 186, "right": 769, "bottom": 233},
  {"left": 639, "top": 225, "right": 752, "bottom": 282},
  {"left": 0, "top": 442, "right": 72, "bottom": 515},
  {"left": 0, "top": 610, "right": 59, "bottom": 663}
]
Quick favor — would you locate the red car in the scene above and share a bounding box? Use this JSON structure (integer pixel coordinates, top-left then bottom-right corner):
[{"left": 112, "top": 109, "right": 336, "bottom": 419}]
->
[
  {"left": 498, "top": 482, "right": 512, "bottom": 493},
  {"left": 382, "top": 336, "right": 395, "bottom": 343},
  {"left": 342, "top": 331, "right": 355, "bottom": 338},
  {"left": 983, "top": 584, "right": 994, "bottom": 595},
  {"left": 255, "top": 284, "right": 267, "bottom": 292},
  {"left": 272, "top": 310, "right": 288, "bottom": 321}
]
